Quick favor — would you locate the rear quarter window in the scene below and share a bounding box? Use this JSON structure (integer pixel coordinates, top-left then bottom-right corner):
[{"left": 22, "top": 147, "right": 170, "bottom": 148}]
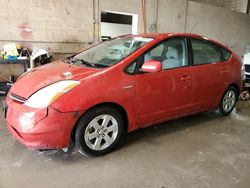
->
[
  {"left": 191, "top": 38, "right": 221, "bottom": 65},
  {"left": 220, "top": 47, "right": 232, "bottom": 61}
]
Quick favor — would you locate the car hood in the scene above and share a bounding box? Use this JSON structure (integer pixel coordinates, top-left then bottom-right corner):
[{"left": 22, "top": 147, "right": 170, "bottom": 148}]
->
[{"left": 10, "top": 61, "right": 100, "bottom": 99}]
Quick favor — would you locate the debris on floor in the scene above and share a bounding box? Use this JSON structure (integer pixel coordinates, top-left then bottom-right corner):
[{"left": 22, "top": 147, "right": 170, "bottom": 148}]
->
[{"left": 240, "top": 90, "right": 250, "bottom": 101}]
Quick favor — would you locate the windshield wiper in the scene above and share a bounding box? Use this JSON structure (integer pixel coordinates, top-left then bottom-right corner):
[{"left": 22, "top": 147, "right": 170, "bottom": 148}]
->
[
  {"left": 71, "top": 59, "right": 96, "bottom": 68},
  {"left": 63, "top": 58, "right": 109, "bottom": 68},
  {"left": 62, "top": 58, "right": 71, "bottom": 64},
  {"left": 93, "top": 63, "right": 109, "bottom": 68}
]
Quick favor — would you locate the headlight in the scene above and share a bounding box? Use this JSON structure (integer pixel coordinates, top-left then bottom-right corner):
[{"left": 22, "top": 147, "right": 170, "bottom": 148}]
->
[
  {"left": 24, "top": 80, "right": 80, "bottom": 108},
  {"left": 241, "top": 62, "right": 245, "bottom": 80}
]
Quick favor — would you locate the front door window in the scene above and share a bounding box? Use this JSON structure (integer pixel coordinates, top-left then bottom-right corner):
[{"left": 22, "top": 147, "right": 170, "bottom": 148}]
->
[{"left": 143, "top": 38, "right": 188, "bottom": 70}]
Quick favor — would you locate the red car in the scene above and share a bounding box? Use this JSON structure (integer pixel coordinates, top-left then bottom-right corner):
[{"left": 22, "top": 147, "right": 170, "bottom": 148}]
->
[{"left": 4, "top": 33, "right": 243, "bottom": 156}]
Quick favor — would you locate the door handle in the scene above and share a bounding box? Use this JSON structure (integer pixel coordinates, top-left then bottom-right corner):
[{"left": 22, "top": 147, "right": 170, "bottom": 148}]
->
[
  {"left": 180, "top": 75, "right": 191, "bottom": 81},
  {"left": 221, "top": 69, "right": 229, "bottom": 74},
  {"left": 122, "top": 85, "right": 134, "bottom": 89},
  {"left": 180, "top": 77, "right": 187, "bottom": 81}
]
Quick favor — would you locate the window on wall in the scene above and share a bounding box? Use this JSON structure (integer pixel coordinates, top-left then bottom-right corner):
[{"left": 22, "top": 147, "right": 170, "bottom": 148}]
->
[
  {"left": 101, "top": 11, "right": 138, "bottom": 41},
  {"left": 191, "top": 38, "right": 221, "bottom": 65}
]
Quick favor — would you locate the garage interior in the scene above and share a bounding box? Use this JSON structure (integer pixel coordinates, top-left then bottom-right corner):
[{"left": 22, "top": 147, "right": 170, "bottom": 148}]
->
[{"left": 0, "top": 0, "right": 250, "bottom": 187}]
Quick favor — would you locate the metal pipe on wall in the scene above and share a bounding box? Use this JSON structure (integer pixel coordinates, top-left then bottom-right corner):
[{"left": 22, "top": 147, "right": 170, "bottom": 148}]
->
[
  {"left": 151, "top": 0, "right": 158, "bottom": 33},
  {"left": 148, "top": 0, "right": 158, "bottom": 33},
  {"left": 93, "top": 0, "right": 100, "bottom": 43},
  {"left": 97, "top": 0, "right": 100, "bottom": 41},
  {"left": 155, "top": 0, "right": 158, "bottom": 32},
  {"left": 184, "top": 0, "right": 189, "bottom": 32},
  {"left": 141, "top": 0, "right": 146, "bottom": 33},
  {"left": 93, "top": 0, "right": 96, "bottom": 43}
]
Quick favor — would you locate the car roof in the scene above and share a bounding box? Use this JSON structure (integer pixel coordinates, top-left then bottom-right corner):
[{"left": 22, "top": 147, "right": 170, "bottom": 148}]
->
[
  {"left": 121, "top": 32, "right": 209, "bottom": 39},
  {"left": 121, "top": 33, "right": 232, "bottom": 52}
]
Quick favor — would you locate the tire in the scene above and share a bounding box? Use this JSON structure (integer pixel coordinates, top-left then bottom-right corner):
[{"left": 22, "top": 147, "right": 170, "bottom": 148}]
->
[
  {"left": 75, "top": 106, "right": 124, "bottom": 156},
  {"left": 219, "top": 86, "right": 237, "bottom": 116}
]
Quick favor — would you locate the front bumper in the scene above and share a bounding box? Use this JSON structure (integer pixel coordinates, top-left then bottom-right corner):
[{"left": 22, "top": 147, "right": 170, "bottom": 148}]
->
[
  {"left": 245, "top": 73, "right": 250, "bottom": 88},
  {"left": 5, "top": 96, "right": 81, "bottom": 149}
]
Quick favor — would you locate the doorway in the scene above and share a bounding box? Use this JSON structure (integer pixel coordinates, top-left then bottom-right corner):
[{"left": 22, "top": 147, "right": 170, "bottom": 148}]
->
[{"left": 101, "top": 11, "right": 138, "bottom": 41}]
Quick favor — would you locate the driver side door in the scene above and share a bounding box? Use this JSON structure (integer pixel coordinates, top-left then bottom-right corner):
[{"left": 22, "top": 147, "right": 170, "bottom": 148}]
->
[{"left": 135, "top": 37, "right": 193, "bottom": 127}]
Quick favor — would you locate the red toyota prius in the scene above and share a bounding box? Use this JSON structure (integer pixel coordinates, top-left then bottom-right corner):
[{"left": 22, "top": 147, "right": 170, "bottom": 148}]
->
[{"left": 4, "top": 33, "right": 243, "bottom": 156}]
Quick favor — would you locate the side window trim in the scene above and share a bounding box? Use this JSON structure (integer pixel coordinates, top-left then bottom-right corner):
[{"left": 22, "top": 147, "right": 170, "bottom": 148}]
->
[
  {"left": 185, "top": 37, "right": 193, "bottom": 66},
  {"left": 123, "top": 55, "right": 144, "bottom": 75},
  {"left": 187, "top": 37, "right": 193, "bottom": 66}
]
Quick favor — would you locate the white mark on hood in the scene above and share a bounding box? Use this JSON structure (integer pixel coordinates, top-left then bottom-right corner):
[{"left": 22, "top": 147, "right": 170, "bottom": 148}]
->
[{"left": 63, "top": 72, "right": 73, "bottom": 79}]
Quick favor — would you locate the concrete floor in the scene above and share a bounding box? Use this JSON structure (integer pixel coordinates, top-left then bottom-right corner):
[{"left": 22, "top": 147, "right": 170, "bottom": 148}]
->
[{"left": 0, "top": 96, "right": 250, "bottom": 188}]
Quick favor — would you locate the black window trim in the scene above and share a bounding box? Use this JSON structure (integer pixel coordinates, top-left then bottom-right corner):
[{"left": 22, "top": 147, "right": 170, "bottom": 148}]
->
[
  {"left": 220, "top": 47, "right": 232, "bottom": 62},
  {"left": 124, "top": 57, "right": 143, "bottom": 75},
  {"left": 124, "top": 36, "right": 190, "bottom": 75}
]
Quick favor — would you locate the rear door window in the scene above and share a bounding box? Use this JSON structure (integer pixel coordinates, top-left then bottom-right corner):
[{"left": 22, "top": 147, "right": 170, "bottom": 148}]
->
[{"left": 190, "top": 38, "right": 221, "bottom": 65}]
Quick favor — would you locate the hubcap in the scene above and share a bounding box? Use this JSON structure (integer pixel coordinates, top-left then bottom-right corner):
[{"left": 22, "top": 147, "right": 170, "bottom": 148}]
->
[
  {"left": 84, "top": 115, "right": 119, "bottom": 151},
  {"left": 223, "top": 90, "right": 236, "bottom": 112}
]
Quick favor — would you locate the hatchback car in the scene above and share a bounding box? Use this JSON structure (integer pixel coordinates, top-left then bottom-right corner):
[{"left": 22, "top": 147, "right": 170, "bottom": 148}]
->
[{"left": 4, "top": 33, "right": 243, "bottom": 156}]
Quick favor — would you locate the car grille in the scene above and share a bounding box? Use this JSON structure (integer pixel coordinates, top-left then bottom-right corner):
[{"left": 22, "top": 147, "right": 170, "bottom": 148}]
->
[
  {"left": 246, "top": 75, "right": 250, "bottom": 83},
  {"left": 9, "top": 93, "right": 27, "bottom": 103},
  {"left": 245, "top": 65, "right": 250, "bottom": 73}
]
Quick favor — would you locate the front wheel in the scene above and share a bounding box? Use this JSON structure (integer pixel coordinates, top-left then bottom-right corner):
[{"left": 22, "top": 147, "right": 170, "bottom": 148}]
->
[
  {"left": 75, "top": 106, "right": 124, "bottom": 156},
  {"left": 219, "top": 86, "right": 237, "bottom": 116}
]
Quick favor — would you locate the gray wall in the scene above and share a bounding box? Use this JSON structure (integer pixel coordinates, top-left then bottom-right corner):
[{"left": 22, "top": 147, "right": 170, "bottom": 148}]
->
[
  {"left": 187, "top": 1, "right": 250, "bottom": 55},
  {"left": 156, "top": 0, "right": 188, "bottom": 33},
  {"left": 0, "top": 0, "right": 94, "bottom": 58},
  {"left": 192, "top": 0, "right": 249, "bottom": 13},
  {"left": 0, "top": 0, "right": 249, "bottom": 59}
]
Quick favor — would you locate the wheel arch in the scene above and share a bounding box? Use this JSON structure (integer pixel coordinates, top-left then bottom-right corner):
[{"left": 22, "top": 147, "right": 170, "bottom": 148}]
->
[
  {"left": 217, "top": 82, "right": 240, "bottom": 109},
  {"left": 71, "top": 102, "right": 129, "bottom": 143},
  {"left": 228, "top": 82, "right": 241, "bottom": 100}
]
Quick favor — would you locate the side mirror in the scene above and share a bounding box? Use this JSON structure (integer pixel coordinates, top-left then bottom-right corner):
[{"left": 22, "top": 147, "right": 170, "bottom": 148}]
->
[{"left": 140, "top": 60, "right": 162, "bottom": 73}]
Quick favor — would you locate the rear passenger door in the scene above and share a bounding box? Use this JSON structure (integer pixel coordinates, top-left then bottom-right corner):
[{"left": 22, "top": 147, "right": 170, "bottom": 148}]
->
[{"left": 189, "top": 37, "right": 231, "bottom": 112}]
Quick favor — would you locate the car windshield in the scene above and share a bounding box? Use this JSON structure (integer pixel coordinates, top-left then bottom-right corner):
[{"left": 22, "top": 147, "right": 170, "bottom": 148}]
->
[{"left": 71, "top": 36, "right": 153, "bottom": 68}]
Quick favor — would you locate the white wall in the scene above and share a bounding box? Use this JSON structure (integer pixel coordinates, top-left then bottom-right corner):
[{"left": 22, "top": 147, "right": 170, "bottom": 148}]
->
[{"left": 101, "top": 22, "right": 132, "bottom": 38}]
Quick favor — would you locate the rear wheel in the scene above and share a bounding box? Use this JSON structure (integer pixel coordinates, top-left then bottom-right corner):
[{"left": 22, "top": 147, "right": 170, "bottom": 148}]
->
[
  {"left": 219, "top": 86, "right": 237, "bottom": 116},
  {"left": 75, "top": 106, "right": 124, "bottom": 156}
]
